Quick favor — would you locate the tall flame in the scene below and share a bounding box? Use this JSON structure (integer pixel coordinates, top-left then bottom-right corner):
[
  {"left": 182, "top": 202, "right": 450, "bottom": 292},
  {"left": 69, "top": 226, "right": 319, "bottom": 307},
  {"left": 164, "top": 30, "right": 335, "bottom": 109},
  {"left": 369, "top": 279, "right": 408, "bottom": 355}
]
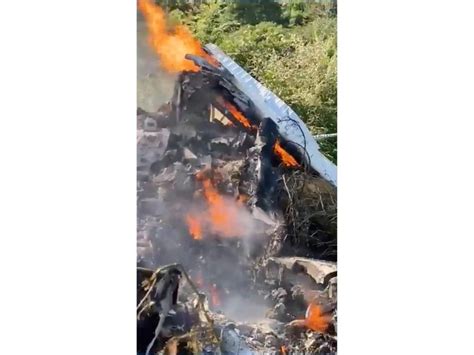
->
[
  {"left": 273, "top": 140, "right": 300, "bottom": 167},
  {"left": 138, "top": 0, "right": 212, "bottom": 73}
]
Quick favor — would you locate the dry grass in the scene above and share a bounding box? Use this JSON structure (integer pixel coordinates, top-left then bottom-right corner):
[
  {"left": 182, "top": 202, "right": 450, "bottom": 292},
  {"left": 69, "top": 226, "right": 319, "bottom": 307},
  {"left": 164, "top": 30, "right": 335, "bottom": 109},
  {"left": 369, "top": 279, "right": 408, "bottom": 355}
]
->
[{"left": 282, "top": 170, "right": 337, "bottom": 258}]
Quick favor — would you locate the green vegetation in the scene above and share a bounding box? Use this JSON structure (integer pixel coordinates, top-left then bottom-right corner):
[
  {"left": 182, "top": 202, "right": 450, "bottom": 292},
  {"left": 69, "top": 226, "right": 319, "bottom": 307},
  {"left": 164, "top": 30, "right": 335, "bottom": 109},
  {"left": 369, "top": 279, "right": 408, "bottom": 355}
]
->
[{"left": 160, "top": 0, "right": 337, "bottom": 163}]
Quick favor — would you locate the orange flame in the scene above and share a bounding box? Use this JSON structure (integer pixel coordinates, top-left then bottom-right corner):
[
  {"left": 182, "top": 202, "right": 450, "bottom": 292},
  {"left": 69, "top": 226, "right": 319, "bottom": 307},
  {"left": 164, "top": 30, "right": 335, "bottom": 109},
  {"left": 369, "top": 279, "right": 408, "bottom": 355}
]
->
[
  {"left": 194, "top": 272, "right": 221, "bottom": 308},
  {"left": 210, "top": 284, "right": 221, "bottom": 307},
  {"left": 201, "top": 179, "right": 247, "bottom": 238},
  {"left": 185, "top": 172, "right": 252, "bottom": 239},
  {"left": 216, "top": 97, "right": 253, "bottom": 129},
  {"left": 280, "top": 345, "right": 287, "bottom": 355},
  {"left": 273, "top": 140, "right": 300, "bottom": 167},
  {"left": 304, "top": 303, "right": 331, "bottom": 332},
  {"left": 186, "top": 214, "right": 202, "bottom": 240},
  {"left": 138, "top": 0, "right": 214, "bottom": 73}
]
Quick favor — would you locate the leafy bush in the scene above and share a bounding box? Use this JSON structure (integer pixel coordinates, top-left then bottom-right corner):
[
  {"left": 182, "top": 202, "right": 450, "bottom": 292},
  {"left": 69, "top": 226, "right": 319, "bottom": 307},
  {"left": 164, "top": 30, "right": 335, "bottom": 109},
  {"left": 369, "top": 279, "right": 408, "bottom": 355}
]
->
[
  {"left": 282, "top": 0, "right": 311, "bottom": 26},
  {"left": 183, "top": 1, "right": 337, "bottom": 162},
  {"left": 154, "top": 0, "right": 193, "bottom": 12},
  {"left": 228, "top": 0, "right": 284, "bottom": 25},
  {"left": 217, "top": 22, "right": 297, "bottom": 73},
  {"left": 187, "top": 0, "right": 240, "bottom": 45},
  {"left": 259, "top": 36, "right": 337, "bottom": 162}
]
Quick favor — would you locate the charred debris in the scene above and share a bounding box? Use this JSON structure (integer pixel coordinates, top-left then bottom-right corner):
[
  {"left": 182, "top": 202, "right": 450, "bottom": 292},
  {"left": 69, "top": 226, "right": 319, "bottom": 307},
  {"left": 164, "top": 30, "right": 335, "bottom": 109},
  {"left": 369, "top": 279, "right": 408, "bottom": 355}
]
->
[{"left": 137, "top": 50, "right": 337, "bottom": 354}]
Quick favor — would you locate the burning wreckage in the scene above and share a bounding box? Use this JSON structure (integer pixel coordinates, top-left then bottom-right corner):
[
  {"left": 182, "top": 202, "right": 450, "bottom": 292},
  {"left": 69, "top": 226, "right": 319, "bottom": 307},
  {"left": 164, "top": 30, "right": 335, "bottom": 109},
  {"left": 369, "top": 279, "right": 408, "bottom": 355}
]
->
[{"left": 137, "top": 40, "right": 337, "bottom": 355}]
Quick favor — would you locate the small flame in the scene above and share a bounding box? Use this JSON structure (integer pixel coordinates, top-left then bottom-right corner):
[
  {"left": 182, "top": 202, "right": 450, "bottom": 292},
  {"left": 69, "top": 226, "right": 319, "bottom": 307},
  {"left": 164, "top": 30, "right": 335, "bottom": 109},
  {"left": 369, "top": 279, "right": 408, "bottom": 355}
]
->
[
  {"left": 194, "top": 271, "right": 204, "bottom": 288},
  {"left": 138, "top": 0, "right": 214, "bottom": 73},
  {"left": 186, "top": 214, "right": 203, "bottom": 240},
  {"left": 273, "top": 140, "right": 300, "bottom": 167},
  {"left": 216, "top": 97, "right": 253, "bottom": 129},
  {"left": 304, "top": 303, "right": 331, "bottom": 332},
  {"left": 280, "top": 345, "right": 287, "bottom": 355},
  {"left": 201, "top": 178, "right": 247, "bottom": 238},
  {"left": 210, "top": 284, "right": 221, "bottom": 307},
  {"left": 193, "top": 271, "right": 221, "bottom": 308},
  {"left": 185, "top": 173, "right": 253, "bottom": 239}
]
